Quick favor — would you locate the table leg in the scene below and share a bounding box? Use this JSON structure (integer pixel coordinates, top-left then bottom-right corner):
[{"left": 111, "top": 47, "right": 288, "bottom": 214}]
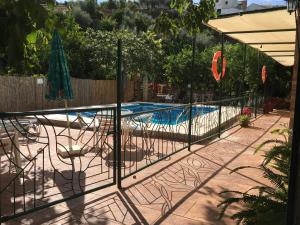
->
[{"left": 13, "top": 132, "right": 21, "bottom": 172}]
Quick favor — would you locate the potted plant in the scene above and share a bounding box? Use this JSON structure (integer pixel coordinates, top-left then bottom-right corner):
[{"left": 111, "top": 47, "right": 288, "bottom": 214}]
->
[{"left": 240, "top": 107, "right": 252, "bottom": 127}]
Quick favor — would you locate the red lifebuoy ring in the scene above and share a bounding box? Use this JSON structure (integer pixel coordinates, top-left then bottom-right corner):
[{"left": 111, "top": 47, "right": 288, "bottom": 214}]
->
[
  {"left": 262, "top": 65, "right": 267, "bottom": 84},
  {"left": 212, "top": 51, "right": 226, "bottom": 82}
]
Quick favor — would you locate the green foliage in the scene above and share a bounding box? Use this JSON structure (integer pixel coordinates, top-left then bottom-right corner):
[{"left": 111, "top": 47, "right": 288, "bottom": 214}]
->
[
  {"left": 96, "top": 17, "right": 117, "bottom": 31},
  {"left": 0, "top": 0, "right": 291, "bottom": 101},
  {"left": 218, "top": 127, "right": 290, "bottom": 225},
  {"left": 134, "top": 12, "right": 152, "bottom": 33},
  {"left": 155, "top": 0, "right": 216, "bottom": 36},
  {"left": 79, "top": 0, "right": 102, "bottom": 20},
  {"left": 121, "top": 31, "right": 164, "bottom": 80},
  {"left": 66, "top": 29, "right": 163, "bottom": 80},
  {"left": 112, "top": 8, "right": 125, "bottom": 29},
  {"left": 72, "top": 6, "right": 93, "bottom": 28},
  {"left": 0, "top": 0, "right": 51, "bottom": 72},
  {"left": 239, "top": 115, "right": 250, "bottom": 127},
  {"left": 164, "top": 47, "right": 203, "bottom": 86},
  {"left": 23, "top": 10, "right": 84, "bottom": 76}
]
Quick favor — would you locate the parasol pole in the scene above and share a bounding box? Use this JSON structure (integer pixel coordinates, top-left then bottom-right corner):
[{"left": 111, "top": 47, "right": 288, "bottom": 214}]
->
[{"left": 64, "top": 100, "right": 73, "bottom": 150}]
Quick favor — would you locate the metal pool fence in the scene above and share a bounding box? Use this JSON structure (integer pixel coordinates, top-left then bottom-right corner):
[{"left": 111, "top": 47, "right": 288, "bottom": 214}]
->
[
  {"left": 0, "top": 107, "right": 116, "bottom": 223},
  {"left": 119, "top": 93, "right": 262, "bottom": 179},
  {"left": 0, "top": 93, "right": 263, "bottom": 222}
]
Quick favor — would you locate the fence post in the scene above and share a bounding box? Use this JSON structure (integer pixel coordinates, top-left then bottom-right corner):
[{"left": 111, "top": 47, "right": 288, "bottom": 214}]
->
[
  {"left": 254, "top": 93, "right": 258, "bottom": 118},
  {"left": 116, "top": 39, "right": 122, "bottom": 189},
  {"left": 188, "top": 89, "right": 193, "bottom": 151},
  {"left": 218, "top": 102, "right": 222, "bottom": 138},
  {"left": 240, "top": 94, "right": 244, "bottom": 114},
  {"left": 113, "top": 108, "right": 117, "bottom": 185},
  {"left": 188, "top": 36, "right": 196, "bottom": 151}
]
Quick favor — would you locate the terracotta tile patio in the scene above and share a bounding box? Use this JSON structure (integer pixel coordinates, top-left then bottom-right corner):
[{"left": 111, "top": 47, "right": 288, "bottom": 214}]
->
[{"left": 2, "top": 111, "right": 289, "bottom": 225}]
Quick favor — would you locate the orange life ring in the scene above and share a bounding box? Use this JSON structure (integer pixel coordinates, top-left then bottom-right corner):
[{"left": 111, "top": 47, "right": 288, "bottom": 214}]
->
[
  {"left": 262, "top": 65, "right": 267, "bottom": 84},
  {"left": 212, "top": 51, "right": 226, "bottom": 82}
]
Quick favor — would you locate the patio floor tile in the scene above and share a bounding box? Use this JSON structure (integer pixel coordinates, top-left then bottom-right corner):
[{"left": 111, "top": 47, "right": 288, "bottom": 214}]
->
[{"left": 1, "top": 111, "right": 290, "bottom": 224}]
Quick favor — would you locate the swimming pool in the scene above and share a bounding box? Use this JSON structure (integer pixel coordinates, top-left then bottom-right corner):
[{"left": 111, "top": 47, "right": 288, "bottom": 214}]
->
[
  {"left": 72, "top": 103, "right": 217, "bottom": 125},
  {"left": 123, "top": 103, "right": 217, "bottom": 125}
]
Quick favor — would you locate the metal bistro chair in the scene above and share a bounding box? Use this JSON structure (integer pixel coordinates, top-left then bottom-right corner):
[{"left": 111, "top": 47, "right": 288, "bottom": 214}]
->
[
  {"left": 15, "top": 119, "right": 40, "bottom": 169},
  {"left": 0, "top": 132, "right": 20, "bottom": 174},
  {"left": 98, "top": 116, "right": 114, "bottom": 151},
  {"left": 93, "top": 115, "right": 115, "bottom": 167},
  {"left": 76, "top": 113, "right": 89, "bottom": 145}
]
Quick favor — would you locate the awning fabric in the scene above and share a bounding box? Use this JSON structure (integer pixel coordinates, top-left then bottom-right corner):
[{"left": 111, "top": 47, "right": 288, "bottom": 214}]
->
[{"left": 207, "top": 9, "right": 296, "bottom": 67}]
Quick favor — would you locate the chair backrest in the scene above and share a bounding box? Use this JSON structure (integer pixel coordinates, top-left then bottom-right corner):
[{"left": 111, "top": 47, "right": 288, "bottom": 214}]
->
[
  {"left": 98, "top": 117, "right": 113, "bottom": 133},
  {"left": 77, "top": 113, "right": 87, "bottom": 128},
  {"left": 0, "top": 132, "right": 15, "bottom": 156}
]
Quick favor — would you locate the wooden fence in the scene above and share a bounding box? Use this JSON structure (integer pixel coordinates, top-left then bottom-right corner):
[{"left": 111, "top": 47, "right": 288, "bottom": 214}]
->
[{"left": 0, "top": 76, "right": 135, "bottom": 112}]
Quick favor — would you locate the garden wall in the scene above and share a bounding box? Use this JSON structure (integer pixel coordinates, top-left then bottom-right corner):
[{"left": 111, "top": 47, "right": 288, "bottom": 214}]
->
[{"left": 0, "top": 76, "right": 135, "bottom": 112}]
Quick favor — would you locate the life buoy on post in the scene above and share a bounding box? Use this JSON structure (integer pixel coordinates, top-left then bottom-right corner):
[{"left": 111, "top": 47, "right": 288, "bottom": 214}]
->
[
  {"left": 211, "top": 51, "right": 226, "bottom": 82},
  {"left": 262, "top": 65, "right": 267, "bottom": 84}
]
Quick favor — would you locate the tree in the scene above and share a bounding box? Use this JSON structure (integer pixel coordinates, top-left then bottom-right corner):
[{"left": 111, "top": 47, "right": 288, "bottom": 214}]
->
[
  {"left": 112, "top": 8, "right": 125, "bottom": 29},
  {"left": 64, "top": 29, "right": 163, "bottom": 80},
  {"left": 0, "top": 0, "right": 51, "bottom": 72},
  {"left": 134, "top": 12, "right": 152, "bottom": 33},
  {"left": 23, "top": 10, "right": 85, "bottom": 76},
  {"left": 154, "top": 0, "right": 216, "bottom": 36},
  {"left": 96, "top": 17, "right": 117, "bottom": 31},
  {"left": 72, "top": 6, "right": 93, "bottom": 29}
]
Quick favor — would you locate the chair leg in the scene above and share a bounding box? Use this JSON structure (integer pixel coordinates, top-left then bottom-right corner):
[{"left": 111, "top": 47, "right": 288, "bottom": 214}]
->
[
  {"left": 26, "top": 144, "right": 35, "bottom": 167},
  {"left": 76, "top": 129, "right": 82, "bottom": 144},
  {"left": 80, "top": 129, "right": 85, "bottom": 143},
  {"left": 9, "top": 151, "right": 15, "bottom": 174},
  {"left": 36, "top": 125, "right": 41, "bottom": 141}
]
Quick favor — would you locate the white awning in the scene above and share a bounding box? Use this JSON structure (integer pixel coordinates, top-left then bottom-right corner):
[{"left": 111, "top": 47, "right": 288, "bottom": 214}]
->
[{"left": 207, "top": 9, "right": 296, "bottom": 67}]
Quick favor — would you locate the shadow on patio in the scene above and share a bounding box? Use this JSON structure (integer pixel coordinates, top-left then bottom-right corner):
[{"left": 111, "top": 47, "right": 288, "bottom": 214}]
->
[{"left": 4, "top": 111, "right": 289, "bottom": 225}]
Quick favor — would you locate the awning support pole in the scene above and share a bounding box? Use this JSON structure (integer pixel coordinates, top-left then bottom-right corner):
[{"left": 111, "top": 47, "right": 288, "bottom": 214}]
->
[
  {"left": 240, "top": 44, "right": 246, "bottom": 112},
  {"left": 287, "top": 9, "right": 300, "bottom": 225},
  {"left": 255, "top": 50, "right": 260, "bottom": 118},
  {"left": 218, "top": 33, "right": 224, "bottom": 138}
]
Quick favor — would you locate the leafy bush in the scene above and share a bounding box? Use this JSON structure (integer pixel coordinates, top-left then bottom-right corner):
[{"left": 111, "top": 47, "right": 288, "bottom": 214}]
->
[
  {"left": 67, "top": 29, "right": 164, "bottom": 80},
  {"left": 72, "top": 6, "right": 93, "bottom": 29},
  {"left": 218, "top": 127, "right": 290, "bottom": 225},
  {"left": 96, "top": 17, "right": 117, "bottom": 31},
  {"left": 239, "top": 115, "right": 250, "bottom": 127}
]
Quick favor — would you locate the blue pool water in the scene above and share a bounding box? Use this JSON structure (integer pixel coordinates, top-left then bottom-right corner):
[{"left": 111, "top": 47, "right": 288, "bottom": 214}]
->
[
  {"left": 73, "top": 103, "right": 217, "bottom": 125},
  {"left": 123, "top": 103, "right": 216, "bottom": 125}
]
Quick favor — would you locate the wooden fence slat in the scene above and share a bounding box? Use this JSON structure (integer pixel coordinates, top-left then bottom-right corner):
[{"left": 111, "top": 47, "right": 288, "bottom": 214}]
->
[{"left": 0, "top": 76, "right": 134, "bottom": 112}]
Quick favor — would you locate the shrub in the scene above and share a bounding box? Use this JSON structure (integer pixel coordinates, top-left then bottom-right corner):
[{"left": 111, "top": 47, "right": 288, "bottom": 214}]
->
[
  {"left": 218, "top": 127, "right": 290, "bottom": 225},
  {"left": 239, "top": 115, "right": 250, "bottom": 127},
  {"left": 72, "top": 6, "right": 93, "bottom": 29}
]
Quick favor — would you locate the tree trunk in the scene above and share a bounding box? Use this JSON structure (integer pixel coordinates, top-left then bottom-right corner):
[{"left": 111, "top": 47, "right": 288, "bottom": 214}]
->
[{"left": 143, "top": 76, "right": 149, "bottom": 101}]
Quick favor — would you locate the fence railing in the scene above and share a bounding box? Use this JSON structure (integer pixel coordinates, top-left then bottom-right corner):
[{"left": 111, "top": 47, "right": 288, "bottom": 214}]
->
[
  {"left": 0, "top": 106, "right": 116, "bottom": 222},
  {"left": 119, "top": 93, "right": 263, "bottom": 179},
  {"left": 120, "top": 104, "right": 190, "bottom": 179},
  {"left": 0, "top": 93, "right": 263, "bottom": 222}
]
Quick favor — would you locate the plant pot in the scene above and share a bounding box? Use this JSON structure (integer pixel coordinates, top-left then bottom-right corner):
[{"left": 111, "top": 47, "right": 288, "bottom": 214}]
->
[{"left": 240, "top": 121, "right": 249, "bottom": 127}]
